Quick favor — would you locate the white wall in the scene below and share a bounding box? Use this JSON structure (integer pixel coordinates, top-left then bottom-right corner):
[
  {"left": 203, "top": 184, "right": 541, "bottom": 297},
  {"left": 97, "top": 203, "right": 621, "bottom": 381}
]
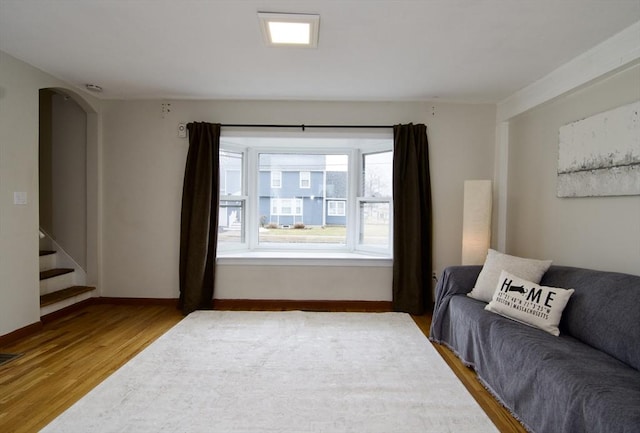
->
[
  {"left": 101, "top": 100, "right": 496, "bottom": 299},
  {"left": 0, "top": 51, "right": 42, "bottom": 335},
  {"left": 51, "top": 92, "right": 87, "bottom": 269},
  {"left": 215, "top": 264, "right": 394, "bottom": 301},
  {"left": 0, "top": 51, "right": 100, "bottom": 337},
  {"left": 506, "top": 63, "right": 640, "bottom": 275}
]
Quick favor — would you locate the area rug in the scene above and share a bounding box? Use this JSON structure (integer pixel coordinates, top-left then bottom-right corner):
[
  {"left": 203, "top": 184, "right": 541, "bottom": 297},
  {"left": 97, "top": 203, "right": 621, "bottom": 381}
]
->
[{"left": 42, "top": 311, "right": 498, "bottom": 432}]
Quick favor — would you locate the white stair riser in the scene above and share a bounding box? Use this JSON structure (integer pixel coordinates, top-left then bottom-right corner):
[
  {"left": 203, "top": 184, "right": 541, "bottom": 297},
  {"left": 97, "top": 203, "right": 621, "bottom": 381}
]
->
[
  {"left": 39, "top": 254, "right": 56, "bottom": 271},
  {"left": 40, "top": 290, "right": 94, "bottom": 317},
  {"left": 40, "top": 273, "right": 75, "bottom": 296}
]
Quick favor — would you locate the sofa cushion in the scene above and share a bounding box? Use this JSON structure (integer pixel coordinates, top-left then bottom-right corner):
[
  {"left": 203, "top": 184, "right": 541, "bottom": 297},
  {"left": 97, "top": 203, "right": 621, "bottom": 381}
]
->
[
  {"left": 468, "top": 249, "right": 552, "bottom": 302},
  {"left": 542, "top": 266, "right": 640, "bottom": 371},
  {"left": 485, "top": 271, "right": 574, "bottom": 336}
]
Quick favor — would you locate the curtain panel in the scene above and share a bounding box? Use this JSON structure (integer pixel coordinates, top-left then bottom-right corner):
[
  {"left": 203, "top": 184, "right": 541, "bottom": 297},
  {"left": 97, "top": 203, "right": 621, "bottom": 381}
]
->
[
  {"left": 179, "top": 122, "right": 220, "bottom": 314},
  {"left": 392, "top": 123, "right": 433, "bottom": 315}
]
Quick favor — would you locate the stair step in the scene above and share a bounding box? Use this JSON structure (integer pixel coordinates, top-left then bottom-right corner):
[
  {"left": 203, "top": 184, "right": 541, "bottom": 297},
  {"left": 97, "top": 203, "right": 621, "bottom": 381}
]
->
[
  {"left": 40, "top": 286, "right": 95, "bottom": 307},
  {"left": 40, "top": 268, "right": 74, "bottom": 281},
  {"left": 39, "top": 251, "right": 57, "bottom": 272}
]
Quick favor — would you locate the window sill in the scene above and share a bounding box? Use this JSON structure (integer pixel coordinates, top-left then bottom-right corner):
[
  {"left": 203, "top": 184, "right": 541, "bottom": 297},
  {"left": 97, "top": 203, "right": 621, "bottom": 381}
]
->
[{"left": 216, "top": 251, "right": 392, "bottom": 267}]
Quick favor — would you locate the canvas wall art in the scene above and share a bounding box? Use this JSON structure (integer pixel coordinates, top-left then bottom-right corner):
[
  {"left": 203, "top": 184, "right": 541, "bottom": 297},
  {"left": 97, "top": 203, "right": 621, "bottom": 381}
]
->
[{"left": 557, "top": 100, "right": 639, "bottom": 197}]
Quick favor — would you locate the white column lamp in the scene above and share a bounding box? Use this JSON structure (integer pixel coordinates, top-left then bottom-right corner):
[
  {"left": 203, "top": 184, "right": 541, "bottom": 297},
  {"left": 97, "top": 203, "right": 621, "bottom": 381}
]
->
[{"left": 462, "top": 180, "right": 492, "bottom": 265}]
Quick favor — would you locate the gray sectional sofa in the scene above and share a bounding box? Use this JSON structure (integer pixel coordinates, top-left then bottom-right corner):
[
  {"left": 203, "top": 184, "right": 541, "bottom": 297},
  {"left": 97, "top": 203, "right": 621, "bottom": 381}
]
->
[{"left": 429, "top": 265, "right": 640, "bottom": 433}]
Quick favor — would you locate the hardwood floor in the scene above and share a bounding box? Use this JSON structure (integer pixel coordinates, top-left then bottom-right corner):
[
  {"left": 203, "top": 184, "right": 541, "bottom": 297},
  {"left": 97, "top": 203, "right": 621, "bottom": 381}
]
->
[
  {"left": 0, "top": 304, "right": 525, "bottom": 432},
  {"left": 0, "top": 304, "right": 183, "bottom": 432},
  {"left": 412, "top": 315, "right": 527, "bottom": 433}
]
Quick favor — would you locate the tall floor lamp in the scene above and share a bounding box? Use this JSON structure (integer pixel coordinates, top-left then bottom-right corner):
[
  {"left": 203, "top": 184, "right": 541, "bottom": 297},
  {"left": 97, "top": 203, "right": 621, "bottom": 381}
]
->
[{"left": 462, "top": 180, "right": 492, "bottom": 265}]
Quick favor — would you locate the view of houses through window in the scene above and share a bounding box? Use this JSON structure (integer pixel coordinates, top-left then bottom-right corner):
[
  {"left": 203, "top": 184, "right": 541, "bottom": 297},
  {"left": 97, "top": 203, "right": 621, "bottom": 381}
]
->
[
  {"left": 218, "top": 135, "right": 393, "bottom": 255},
  {"left": 259, "top": 153, "right": 349, "bottom": 246}
]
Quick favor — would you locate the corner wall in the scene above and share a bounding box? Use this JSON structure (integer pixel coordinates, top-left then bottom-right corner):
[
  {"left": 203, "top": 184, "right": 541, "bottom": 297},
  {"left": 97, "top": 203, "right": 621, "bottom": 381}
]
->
[{"left": 506, "top": 64, "right": 640, "bottom": 275}]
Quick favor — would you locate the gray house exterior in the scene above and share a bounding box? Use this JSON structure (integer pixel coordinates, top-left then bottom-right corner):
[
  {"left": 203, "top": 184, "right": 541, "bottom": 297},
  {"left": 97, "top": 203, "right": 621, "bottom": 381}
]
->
[
  {"left": 219, "top": 153, "right": 348, "bottom": 230},
  {"left": 257, "top": 153, "right": 347, "bottom": 227}
]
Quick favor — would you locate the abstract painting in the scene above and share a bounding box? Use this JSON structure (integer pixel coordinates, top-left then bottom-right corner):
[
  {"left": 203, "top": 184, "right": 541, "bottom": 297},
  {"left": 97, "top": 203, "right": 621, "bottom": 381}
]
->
[{"left": 558, "top": 100, "right": 639, "bottom": 197}]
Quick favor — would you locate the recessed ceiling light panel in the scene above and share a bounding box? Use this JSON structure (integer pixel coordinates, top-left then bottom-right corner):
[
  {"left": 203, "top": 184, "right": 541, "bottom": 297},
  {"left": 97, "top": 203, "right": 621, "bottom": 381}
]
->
[{"left": 258, "top": 12, "right": 319, "bottom": 48}]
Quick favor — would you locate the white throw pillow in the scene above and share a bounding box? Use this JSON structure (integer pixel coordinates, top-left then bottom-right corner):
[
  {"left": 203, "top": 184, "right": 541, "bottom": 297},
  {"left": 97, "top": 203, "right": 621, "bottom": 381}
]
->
[
  {"left": 485, "top": 271, "right": 574, "bottom": 336},
  {"left": 467, "top": 249, "right": 552, "bottom": 302}
]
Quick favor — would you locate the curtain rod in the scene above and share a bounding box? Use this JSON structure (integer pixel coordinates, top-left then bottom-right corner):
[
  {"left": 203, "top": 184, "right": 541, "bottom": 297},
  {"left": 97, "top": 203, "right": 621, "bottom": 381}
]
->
[{"left": 220, "top": 123, "right": 393, "bottom": 131}]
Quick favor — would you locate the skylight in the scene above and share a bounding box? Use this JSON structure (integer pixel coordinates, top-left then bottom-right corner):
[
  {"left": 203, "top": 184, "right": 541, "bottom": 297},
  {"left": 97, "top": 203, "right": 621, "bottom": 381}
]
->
[{"left": 258, "top": 12, "right": 320, "bottom": 48}]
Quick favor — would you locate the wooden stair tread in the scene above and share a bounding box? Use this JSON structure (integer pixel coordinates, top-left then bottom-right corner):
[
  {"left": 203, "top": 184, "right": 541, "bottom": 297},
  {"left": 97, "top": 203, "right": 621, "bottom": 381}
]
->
[
  {"left": 40, "top": 268, "right": 74, "bottom": 280},
  {"left": 40, "top": 286, "right": 95, "bottom": 307},
  {"left": 39, "top": 250, "right": 56, "bottom": 256}
]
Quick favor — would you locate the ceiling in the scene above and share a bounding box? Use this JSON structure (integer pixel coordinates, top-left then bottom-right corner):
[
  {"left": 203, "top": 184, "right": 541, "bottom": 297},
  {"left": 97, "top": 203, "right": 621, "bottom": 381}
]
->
[{"left": 1, "top": 0, "right": 638, "bottom": 102}]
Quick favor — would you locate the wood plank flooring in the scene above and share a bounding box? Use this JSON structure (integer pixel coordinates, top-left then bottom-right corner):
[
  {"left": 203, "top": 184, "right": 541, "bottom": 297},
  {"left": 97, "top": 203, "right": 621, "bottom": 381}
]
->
[
  {"left": 0, "top": 304, "right": 183, "bottom": 432},
  {"left": 0, "top": 304, "right": 526, "bottom": 433}
]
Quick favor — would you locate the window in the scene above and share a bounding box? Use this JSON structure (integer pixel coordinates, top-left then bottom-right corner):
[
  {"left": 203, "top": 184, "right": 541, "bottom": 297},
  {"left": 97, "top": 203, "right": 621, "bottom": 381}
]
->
[
  {"left": 299, "top": 171, "right": 311, "bottom": 188},
  {"left": 217, "top": 135, "right": 393, "bottom": 256},
  {"left": 271, "top": 198, "right": 303, "bottom": 216},
  {"left": 271, "top": 170, "right": 282, "bottom": 188},
  {"left": 327, "top": 200, "right": 346, "bottom": 216},
  {"left": 359, "top": 151, "right": 393, "bottom": 252},
  {"left": 218, "top": 150, "right": 246, "bottom": 247}
]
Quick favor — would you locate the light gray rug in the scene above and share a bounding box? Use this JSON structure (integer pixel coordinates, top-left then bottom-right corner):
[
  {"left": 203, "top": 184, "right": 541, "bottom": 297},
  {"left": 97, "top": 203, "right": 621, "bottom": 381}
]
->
[{"left": 42, "top": 311, "right": 498, "bottom": 433}]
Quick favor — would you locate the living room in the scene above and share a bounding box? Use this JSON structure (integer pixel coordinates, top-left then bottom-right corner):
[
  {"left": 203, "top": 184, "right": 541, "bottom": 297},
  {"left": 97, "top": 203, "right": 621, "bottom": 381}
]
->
[{"left": 0, "top": 1, "right": 638, "bottom": 432}]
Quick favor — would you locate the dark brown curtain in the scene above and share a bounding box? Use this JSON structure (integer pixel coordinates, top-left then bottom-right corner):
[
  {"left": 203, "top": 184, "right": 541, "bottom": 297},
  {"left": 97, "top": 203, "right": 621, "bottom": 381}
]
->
[
  {"left": 179, "top": 122, "right": 220, "bottom": 315},
  {"left": 392, "top": 123, "right": 432, "bottom": 315}
]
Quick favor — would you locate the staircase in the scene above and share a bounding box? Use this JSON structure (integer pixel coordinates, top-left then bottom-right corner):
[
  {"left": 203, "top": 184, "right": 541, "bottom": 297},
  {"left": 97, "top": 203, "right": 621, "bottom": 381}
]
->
[{"left": 39, "top": 249, "right": 95, "bottom": 317}]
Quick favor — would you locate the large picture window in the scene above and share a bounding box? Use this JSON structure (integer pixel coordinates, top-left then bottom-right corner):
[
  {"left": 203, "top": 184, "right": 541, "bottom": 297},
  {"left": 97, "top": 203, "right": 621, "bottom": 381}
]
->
[{"left": 217, "top": 134, "right": 393, "bottom": 256}]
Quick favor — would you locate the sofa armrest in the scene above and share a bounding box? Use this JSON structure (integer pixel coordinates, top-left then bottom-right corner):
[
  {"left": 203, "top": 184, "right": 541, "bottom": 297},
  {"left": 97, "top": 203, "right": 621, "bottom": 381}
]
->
[
  {"left": 429, "top": 265, "right": 482, "bottom": 342},
  {"left": 436, "top": 265, "right": 482, "bottom": 297}
]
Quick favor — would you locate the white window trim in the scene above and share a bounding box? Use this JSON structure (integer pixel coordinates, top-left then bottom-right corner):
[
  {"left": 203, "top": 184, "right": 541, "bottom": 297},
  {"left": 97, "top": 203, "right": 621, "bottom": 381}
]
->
[
  {"left": 217, "top": 251, "right": 392, "bottom": 267},
  {"left": 358, "top": 149, "right": 393, "bottom": 255},
  {"left": 217, "top": 145, "right": 250, "bottom": 252}
]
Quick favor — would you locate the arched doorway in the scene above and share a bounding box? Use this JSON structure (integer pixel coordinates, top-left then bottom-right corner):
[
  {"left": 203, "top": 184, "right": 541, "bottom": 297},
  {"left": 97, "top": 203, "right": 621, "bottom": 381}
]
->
[{"left": 38, "top": 87, "right": 99, "bottom": 315}]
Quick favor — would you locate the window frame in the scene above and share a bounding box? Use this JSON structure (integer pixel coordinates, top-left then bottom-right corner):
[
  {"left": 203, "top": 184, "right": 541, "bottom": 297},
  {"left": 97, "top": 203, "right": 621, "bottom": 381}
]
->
[
  {"left": 327, "top": 200, "right": 346, "bottom": 216},
  {"left": 270, "top": 170, "right": 282, "bottom": 188},
  {"left": 218, "top": 146, "right": 249, "bottom": 252},
  {"left": 217, "top": 133, "right": 393, "bottom": 258},
  {"left": 357, "top": 149, "right": 394, "bottom": 255},
  {"left": 271, "top": 197, "right": 304, "bottom": 216},
  {"left": 299, "top": 171, "right": 311, "bottom": 189}
]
